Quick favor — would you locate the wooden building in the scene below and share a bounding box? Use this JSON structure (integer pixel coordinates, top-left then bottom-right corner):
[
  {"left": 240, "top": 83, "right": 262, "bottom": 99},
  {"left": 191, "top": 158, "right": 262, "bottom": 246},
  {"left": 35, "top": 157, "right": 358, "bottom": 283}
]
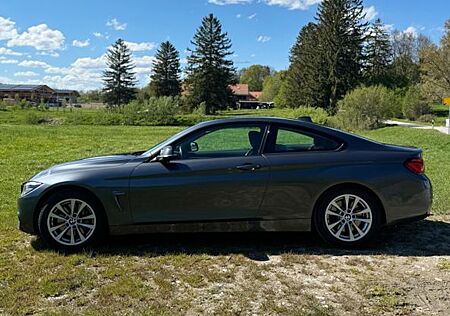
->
[
  {"left": 0, "top": 84, "right": 79, "bottom": 105},
  {"left": 229, "top": 84, "right": 272, "bottom": 109},
  {"left": 0, "top": 84, "right": 55, "bottom": 103},
  {"left": 54, "top": 89, "right": 80, "bottom": 104}
]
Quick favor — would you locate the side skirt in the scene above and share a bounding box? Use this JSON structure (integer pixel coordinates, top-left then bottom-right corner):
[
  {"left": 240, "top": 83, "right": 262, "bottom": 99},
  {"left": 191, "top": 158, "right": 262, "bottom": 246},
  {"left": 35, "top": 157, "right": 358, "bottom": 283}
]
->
[{"left": 109, "top": 219, "right": 311, "bottom": 235}]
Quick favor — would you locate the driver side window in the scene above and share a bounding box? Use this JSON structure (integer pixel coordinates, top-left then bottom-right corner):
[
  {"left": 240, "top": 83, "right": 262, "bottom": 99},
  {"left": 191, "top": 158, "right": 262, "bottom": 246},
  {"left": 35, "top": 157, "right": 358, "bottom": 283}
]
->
[{"left": 174, "top": 124, "right": 266, "bottom": 159}]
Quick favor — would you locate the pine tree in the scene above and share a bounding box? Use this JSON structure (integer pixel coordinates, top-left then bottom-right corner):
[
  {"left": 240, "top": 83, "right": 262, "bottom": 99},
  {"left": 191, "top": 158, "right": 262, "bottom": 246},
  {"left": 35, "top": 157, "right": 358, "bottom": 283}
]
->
[
  {"left": 103, "top": 38, "right": 136, "bottom": 108},
  {"left": 364, "top": 18, "right": 392, "bottom": 86},
  {"left": 185, "top": 13, "right": 236, "bottom": 114},
  {"left": 150, "top": 41, "right": 181, "bottom": 97},
  {"left": 316, "top": 0, "right": 367, "bottom": 111},
  {"left": 284, "top": 22, "right": 328, "bottom": 108}
]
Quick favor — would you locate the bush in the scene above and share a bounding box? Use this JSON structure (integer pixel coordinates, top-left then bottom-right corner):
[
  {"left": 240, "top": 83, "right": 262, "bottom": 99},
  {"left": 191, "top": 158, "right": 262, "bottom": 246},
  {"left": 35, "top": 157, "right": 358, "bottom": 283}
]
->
[
  {"left": 418, "top": 114, "right": 436, "bottom": 123},
  {"left": 401, "top": 86, "right": 431, "bottom": 121},
  {"left": 24, "top": 112, "right": 51, "bottom": 124},
  {"left": 334, "top": 85, "right": 395, "bottom": 130},
  {"left": 192, "top": 102, "right": 207, "bottom": 116},
  {"left": 288, "top": 107, "right": 330, "bottom": 125},
  {"left": 123, "top": 96, "right": 180, "bottom": 125}
]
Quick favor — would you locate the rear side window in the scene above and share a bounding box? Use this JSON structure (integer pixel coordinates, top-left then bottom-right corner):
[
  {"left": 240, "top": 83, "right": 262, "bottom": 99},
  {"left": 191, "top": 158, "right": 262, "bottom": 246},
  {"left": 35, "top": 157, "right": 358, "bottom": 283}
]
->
[{"left": 266, "top": 126, "right": 340, "bottom": 153}]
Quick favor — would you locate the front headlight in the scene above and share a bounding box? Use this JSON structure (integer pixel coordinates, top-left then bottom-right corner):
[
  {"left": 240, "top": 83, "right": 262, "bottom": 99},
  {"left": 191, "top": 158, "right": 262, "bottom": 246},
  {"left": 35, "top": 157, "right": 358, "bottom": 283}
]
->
[{"left": 21, "top": 181, "right": 43, "bottom": 197}]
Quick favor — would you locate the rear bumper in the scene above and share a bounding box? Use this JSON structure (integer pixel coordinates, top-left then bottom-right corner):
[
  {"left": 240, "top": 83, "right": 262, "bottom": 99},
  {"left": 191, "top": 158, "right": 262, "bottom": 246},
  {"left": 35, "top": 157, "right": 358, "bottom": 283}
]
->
[
  {"left": 382, "top": 174, "right": 432, "bottom": 224},
  {"left": 385, "top": 213, "right": 429, "bottom": 226}
]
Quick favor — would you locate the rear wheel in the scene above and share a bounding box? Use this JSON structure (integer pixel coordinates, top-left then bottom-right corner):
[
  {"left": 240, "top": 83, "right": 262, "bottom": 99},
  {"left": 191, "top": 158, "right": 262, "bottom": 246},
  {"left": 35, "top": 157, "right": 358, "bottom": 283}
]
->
[
  {"left": 38, "top": 190, "right": 106, "bottom": 251},
  {"left": 314, "top": 188, "right": 382, "bottom": 248}
]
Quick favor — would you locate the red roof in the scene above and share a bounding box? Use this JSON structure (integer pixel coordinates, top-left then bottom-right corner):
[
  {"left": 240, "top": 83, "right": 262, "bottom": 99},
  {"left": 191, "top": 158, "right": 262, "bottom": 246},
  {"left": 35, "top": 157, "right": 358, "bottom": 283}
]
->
[
  {"left": 249, "top": 91, "right": 262, "bottom": 100},
  {"left": 230, "top": 84, "right": 249, "bottom": 96}
]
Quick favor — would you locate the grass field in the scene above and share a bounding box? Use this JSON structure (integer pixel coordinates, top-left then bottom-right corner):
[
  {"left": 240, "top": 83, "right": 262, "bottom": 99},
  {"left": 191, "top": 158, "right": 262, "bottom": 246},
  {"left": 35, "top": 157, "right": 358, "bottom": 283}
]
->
[{"left": 1, "top": 123, "right": 449, "bottom": 315}]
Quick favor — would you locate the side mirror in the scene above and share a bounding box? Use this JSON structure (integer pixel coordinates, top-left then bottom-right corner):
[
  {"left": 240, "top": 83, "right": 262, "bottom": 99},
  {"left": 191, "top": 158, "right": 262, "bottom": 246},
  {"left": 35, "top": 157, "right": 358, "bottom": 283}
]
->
[
  {"left": 190, "top": 141, "right": 199, "bottom": 153},
  {"left": 154, "top": 145, "right": 178, "bottom": 162}
]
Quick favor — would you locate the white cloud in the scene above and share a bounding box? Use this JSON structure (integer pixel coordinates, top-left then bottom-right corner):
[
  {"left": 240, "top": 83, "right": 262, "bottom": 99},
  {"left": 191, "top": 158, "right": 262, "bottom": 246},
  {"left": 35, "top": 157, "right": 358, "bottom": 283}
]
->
[
  {"left": 106, "top": 18, "right": 127, "bottom": 31},
  {"left": 7, "top": 24, "right": 65, "bottom": 51},
  {"left": 93, "top": 32, "right": 110, "bottom": 40},
  {"left": 248, "top": 13, "right": 257, "bottom": 19},
  {"left": 209, "top": 0, "right": 320, "bottom": 10},
  {"left": 0, "top": 16, "right": 18, "bottom": 40},
  {"left": 124, "top": 41, "right": 156, "bottom": 52},
  {"left": 404, "top": 26, "right": 418, "bottom": 37},
  {"left": 37, "top": 51, "right": 60, "bottom": 57},
  {"left": 71, "top": 56, "right": 106, "bottom": 69},
  {"left": 208, "top": 0, "right": 251, "bottom": 5},
  {"left": 18, "top": 60, "right": 51, "bottom": 68},
  {"left": 264, "top": 0, "right": 321, "bottom": 10},
  {"left": 133, "top": 55, "right": 155, "bottom": 68},
  {"left": 383, "top": 24, "right": 394, "bottom": 33},
  {"left": 236, "top": 14, "right": 242, "bottom": 18},
  {"left": 362, "top": 6, "right": 378, "bottom": 21},
  {"left": 42, "top": 73, "right": 103, "bottom": 91},
  {"left": 0, "top": 58, "right": 18, "bottom": 64},
  {"left": 41, "top": 54, "right": 155, "bottom": 90},
  {"left": 41, "top": 56, "right": 105, "bottom": 90},
  {"left": 257, "top": 35, "right": 271, "bottom": 43},
  {"left": 14, "top": 71, "right": 38, "bottom": 77},
  {"left": 0, "top": 47, "right": 22, "bottom": 56},
  {"left": 72, "top": 39, "right": 90, "bottom": 47}
]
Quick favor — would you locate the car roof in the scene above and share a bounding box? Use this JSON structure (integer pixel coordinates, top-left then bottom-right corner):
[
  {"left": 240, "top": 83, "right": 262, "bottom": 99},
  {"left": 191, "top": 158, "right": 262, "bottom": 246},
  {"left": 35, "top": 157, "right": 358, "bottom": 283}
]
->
[
  {"left": 193, "top": 116, "right": 381, "bottom": 149},
  {"left": 196, "top": 116, "right": 312, "bottom": 128}
]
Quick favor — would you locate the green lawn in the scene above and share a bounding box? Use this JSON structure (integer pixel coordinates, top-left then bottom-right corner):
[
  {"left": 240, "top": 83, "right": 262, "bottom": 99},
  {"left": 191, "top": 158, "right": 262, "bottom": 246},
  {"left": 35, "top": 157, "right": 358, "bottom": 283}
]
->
[{"left": 0, "top": 124, "right": 449, "bottom": 315}]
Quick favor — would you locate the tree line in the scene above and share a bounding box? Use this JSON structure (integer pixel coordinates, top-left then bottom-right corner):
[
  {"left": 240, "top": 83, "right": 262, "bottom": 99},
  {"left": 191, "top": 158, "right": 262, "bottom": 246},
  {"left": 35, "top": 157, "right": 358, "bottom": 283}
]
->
[
  {"left": 102, "top": 13, "right": 235, "bottom": 114},
  {"left": 100, "top": 0, "right": 450, "bottom": 115}
]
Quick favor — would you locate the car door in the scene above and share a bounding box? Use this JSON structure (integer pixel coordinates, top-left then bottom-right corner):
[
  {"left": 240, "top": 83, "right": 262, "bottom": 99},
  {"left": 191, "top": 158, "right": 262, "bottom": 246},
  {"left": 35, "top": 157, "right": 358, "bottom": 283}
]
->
[
  {"left": 129, "top": 123, "right": 270, "bottom": 223},
  {"left": 259, "top": 124, "right": 342, "bottom": 220}
]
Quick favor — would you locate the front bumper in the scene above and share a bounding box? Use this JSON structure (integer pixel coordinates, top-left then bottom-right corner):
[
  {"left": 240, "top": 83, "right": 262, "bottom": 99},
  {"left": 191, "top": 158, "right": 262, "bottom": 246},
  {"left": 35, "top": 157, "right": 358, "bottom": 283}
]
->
[{"left": 17, "top": 185, "right": 47, "bottom": 235}]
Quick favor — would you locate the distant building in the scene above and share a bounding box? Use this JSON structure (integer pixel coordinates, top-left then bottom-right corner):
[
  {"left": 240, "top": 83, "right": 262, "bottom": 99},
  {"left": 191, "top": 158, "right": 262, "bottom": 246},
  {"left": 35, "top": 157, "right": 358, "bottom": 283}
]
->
[
  {"left": 54, "top": 89, "right": 80, "bottom": 104},
  {"left": 0, "top": 83, "right": 79, "bottom": 105},
  {"left": 0, "top": 84, "right": 55, "bottom": 103},
  {"left": 229, "top": 83, "right": 272, "bottom": 109}
]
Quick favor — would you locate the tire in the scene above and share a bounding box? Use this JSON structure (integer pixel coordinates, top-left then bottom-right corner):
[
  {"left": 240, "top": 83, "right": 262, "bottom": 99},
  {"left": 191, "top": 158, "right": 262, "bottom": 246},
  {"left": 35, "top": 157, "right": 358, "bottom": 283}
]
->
[
  {"left": 314, "top": 187, "right": 382, "bottom": 248},
  {"left": 37, "top": 189, "right": 107, "bottom": 251}
]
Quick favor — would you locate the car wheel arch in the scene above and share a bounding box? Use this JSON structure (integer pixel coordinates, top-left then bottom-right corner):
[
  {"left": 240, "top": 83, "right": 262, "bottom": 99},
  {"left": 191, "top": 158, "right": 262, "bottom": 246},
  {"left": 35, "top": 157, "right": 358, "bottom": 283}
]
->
[
  {"left": 33, "top": 184, "right": 109, "bottom": 235},
  {"left": 311, "top": 182, "right": 387, "bottom": 228}
]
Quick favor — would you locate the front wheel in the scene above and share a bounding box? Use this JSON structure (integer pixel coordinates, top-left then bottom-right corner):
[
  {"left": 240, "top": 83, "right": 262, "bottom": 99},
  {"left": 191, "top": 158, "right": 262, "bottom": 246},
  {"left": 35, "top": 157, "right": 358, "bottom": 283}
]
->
[
  {"left": 38, "top": 190, "right": 106, "bottom": 251},
  {"left": 314, "top": 188, "right": 382, "bottom": 248}
]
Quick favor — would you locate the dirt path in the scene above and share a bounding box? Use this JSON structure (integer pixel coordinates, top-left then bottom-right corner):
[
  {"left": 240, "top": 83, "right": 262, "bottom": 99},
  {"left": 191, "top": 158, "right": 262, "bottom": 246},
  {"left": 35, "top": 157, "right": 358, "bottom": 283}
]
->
[
  {"left": 96, "top": 216, "right": 450, "bottom": 315},
  {"left": 385, "top": 120, "right": 450, "bottom": 135}
]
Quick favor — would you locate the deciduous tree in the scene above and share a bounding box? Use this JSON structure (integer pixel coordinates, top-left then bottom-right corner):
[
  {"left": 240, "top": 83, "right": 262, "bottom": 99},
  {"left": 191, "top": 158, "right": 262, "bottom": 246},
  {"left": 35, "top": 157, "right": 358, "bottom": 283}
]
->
[{"left": 239, "top": 65, "right": 273, "bottom": 91}]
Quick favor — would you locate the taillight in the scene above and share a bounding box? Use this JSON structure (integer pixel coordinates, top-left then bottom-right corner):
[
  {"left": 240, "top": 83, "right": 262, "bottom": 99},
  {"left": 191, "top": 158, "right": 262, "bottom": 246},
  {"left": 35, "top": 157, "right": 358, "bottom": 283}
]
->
[{"left": 404, "top": 158, "right": 425, "bottom": 174}]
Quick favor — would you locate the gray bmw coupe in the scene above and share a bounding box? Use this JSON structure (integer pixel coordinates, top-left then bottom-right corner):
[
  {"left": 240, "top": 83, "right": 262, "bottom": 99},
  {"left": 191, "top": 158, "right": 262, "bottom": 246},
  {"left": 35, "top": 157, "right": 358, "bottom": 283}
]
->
[{"left": 18, "top": 117, "right": 432, "bottom": 250}]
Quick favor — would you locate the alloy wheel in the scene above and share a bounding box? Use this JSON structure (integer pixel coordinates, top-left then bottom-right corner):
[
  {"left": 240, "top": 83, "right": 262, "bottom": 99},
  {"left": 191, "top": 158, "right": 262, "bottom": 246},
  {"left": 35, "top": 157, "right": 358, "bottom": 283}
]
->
[
  {"left": 46, "top": 198, "right": 96, "bottom": 246},
  {"left": 324, "top": 194, "right": 372, "bottom": 242}
]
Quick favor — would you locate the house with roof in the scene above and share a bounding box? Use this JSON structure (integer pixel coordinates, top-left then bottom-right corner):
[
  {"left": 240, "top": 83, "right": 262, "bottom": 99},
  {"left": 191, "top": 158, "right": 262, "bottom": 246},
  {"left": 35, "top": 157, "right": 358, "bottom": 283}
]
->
[
  {"left": 0, "top": 83, "right": 80, "bottom": 105},
  {"left": 229, "top": 83, "right": 272, "bottom": 109},
  {"left": 0, "top": 84, "right": 55, "bottom": 103},
  {"left": 54, "top": 89, "right": 81, "bottom": 104}
]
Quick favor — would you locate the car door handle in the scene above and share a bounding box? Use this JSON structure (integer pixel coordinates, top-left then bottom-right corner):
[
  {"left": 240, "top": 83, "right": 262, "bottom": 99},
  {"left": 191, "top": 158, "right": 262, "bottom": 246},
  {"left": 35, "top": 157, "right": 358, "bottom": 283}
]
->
[{"left": 235, "top": 164, "right": 261, "bottom": 171}]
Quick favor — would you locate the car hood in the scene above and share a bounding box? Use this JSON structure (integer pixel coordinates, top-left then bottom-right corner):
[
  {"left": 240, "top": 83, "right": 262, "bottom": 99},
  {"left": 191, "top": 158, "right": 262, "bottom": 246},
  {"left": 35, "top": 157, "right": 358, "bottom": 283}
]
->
[{"left": 31, "top": 153, "right": 142, "bottom": 179}]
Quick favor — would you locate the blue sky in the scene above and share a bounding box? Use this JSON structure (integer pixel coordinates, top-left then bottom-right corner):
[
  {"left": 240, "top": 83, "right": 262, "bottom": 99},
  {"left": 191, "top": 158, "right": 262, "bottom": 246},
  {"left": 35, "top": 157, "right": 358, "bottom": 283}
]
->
[{"left": 0, "top": 0, "right": 448, "bottom": 91}]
